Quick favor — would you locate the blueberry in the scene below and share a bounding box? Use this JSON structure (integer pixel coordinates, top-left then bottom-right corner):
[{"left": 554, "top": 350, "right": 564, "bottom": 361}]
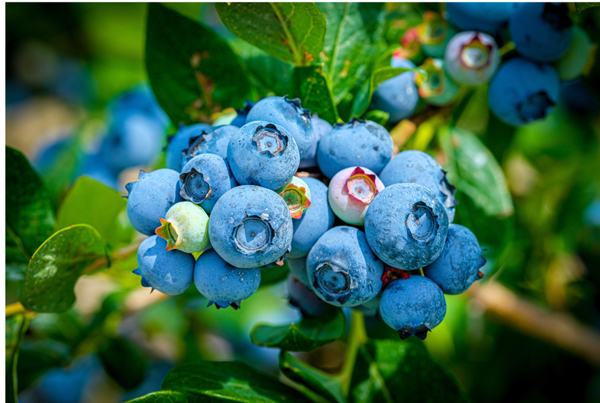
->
[
  {"left": 183, "top": 125, "right": 239, "bottom": 163},
  {"left": 364, "top": 183, "right": 449, "bottom": 270},
  {"left": 107, "top": 84, "right": 170, "bottom": 130},
  {"left": 444, "top": 31, "right": 500, "bottom": 86},
  {"left": 379, "top": 275, "right": 446, "bottom": 339},
  {"left": 424, "top": 224, "right": 486, "bottom": 294},
  {"left": 165, "top": 123, "right": 212, "bottom": 171},
  {"left": 134, "top": 235, "right": 195, "bottom": 295},
  {"left": 79, "top": 150, "right": 120, "bottom": 190},
  {"left": 179, "top": 153, "right": 237, "bottom": 214},
  {"left": 125, "top": 169, "right": 183, "bottom": 236},
  {"left": 155, "top": 201, "right": 210, "bottom": 253},
  {"left": 416, "top": 58, "right": 460, "bottom": 106},
  {"left": 286, "top": 256, "right": 310, "bottom": 286},
  {"left": 446, "top": 3, "right": 517, "bottom": 33},
  {"left": 509, "top": 3, "right": 573, "bottom": 62},
  {"left": 246, "top": 96, "right": 314, "bottom": 157},
  {"left": 299, "top": 114, "right": 333, "bottom": 169},
  {"left": 488, "top": 57, "right": 560, "bottom": 127},
  {"left": 307, "top": 226, "right": 384, "bottom": 307},
  {"left": 555, "top": 26, "right": 596, "bottom": 81},
  {"left": 208, "top": 185, "right": 293, "bottom": 268},
  {"left": 277, "top": 176, "right": 312, "bottom": 219},
  {"left": 328, "top": 167, "right": 385, "bottom": 226},
  {"left": 288, "top": 177, "right": 335, "bottom": 259},
  {"left": 379, "top": 150, "right": 457, "bottom": 222},
  {"left": 230, "top": 100, "right": 255, "bottom": 128},
  {"left": 417, "top": 11, "right": 456, "bottom": 58},
  {"left": 228, "top": 121, "right": 300, "bottom": 190},
  {"left": 371, "top": 58, "right": 419, "bottom": 123},
  {"left": 317, "top": 118, "right": 393, "bottom": 179},
  {"left": 287, "top": 274, "right": 335, "bottom": 317},
  {"left": 194, "top": 249, "right": 261, "bottom": 309}
]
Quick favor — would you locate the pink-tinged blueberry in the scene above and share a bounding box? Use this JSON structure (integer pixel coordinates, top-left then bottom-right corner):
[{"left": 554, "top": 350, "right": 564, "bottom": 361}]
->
[{"left": 445, "top": 31, "right": 500, "bottom": 86}]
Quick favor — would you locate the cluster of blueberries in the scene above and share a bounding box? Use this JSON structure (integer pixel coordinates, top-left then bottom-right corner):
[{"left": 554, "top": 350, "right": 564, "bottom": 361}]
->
[
  {"left": 374, "top": 3, "right": 595, "bottom": 127},
  {"left": 126, "top": 95, "right": 486, "bottom": 340}
]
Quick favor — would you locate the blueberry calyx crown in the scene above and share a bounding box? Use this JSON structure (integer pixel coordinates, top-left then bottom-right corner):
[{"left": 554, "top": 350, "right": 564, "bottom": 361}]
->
[
  {"left": 132, "top": 268, "right": 152, "bottom": 289},
  {"left": 417, "top": 11, "right": 448, "bottom": 45},
  {"left": 235, "top": 100, "right": 255, "bottom": 117},
  {"left": 208, "top": 300, "right": 241, "bottom": 310},
  {"left": 253, "top": 124, "right": 288, "bottom": 156},
  {"left": 334, "top": 117, "right": 366, "bottom": 129},
  {"left": 399, "top": 28, "right": 421, "bottom": 59},
  {"left": 405, "top": 201, "right": 439, "bottom": 244},
  {"left": 398, "top": 324, "right": 430, "bottom": 340},
  {"left": 283, "top": 95, "right": 311, "bottom": 120},
  {"left": 279, "top": 182, "right": 312, "bottom": 219},
  {"left": 184, "top": 130, "right": 212, "bottom": 159},
  {"left": 155, "top": 218, "right": 180, "bottom": 251},
  {"left": 416, "top": 58, "right": 445, "bottom": 97},
  {"left": 542, "top": 3, "right": 573, "bottom": 31},
  {"left": 381, "top": 267, "right": 409, "bottom": 290},
  {"left": 517, "top": 91, "right": 555, "bottom": 123},
  {"left": 180, "top": 167, "right": 212, "bottom": 204},
  {"left": 439, "top": 171, "right": 459, "bottom": 209},
  {"left": 313, "top": 262, "right": 352, "bottom": 305},
  {"left": 232, "top": 213, "right": 275, "bottom": 255},
  {"left": 459, "top": 33, "right": 493, "bottom": 71},
  {"left": 345, "top": 167, "right": 379, "bottom": 205}
]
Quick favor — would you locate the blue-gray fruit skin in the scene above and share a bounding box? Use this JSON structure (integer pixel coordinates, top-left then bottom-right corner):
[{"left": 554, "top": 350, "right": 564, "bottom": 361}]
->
[
  {"left": 365, "top": 183, "right": 449, "bottom": 271},
  {"left": 227, "top": 121, "right": 299, "bottom": 190},
  {"left": 286, "top": 257, "right": 310, "bottom": 286},
  {"left": 179, "top": 153, "right": 237, "bottom": 214},
  {"left": 125, "top": 169, "right": 183, "bottom": 236},
  {"left": 208, "top": 185, "right": 293, "bottom": 268},
  {"left": 246, "top": 95, "right": 314, "bottom": 157},
  {"left": 307, "top": 226, "right": 384, "bottom": 307},
  {"left": 288, "top": 177, "right": 335, "bottom": 259},
  {"left": 135, "top": 235, "right": 195, "bottom": 295},
  {"left": 424, "top": 224, "right": 486, "bottom": 295},
  {"left": 166, "top": 123, "right": 212, "bottom": 171},
  {"left": 184, "top": 125, "right": 239, "bottom": 163},
  {"left": 371, "top": 58, "right": 419, "bottom": 123},
  {"left": 299, "top": 114, "right": 333, "bottom": 169},
  {"left": 446, "top": 2, "right": 517, "bottom": 33},
  {"left": 380, "top": 275, "right": 446, "bottom": 340},
  {"left": 317, "top": 118, "right": 393, "bottom": 179},
  {"left": 379, "top": 150, "right": 457, "bottom": 222},
  {"left": 194, "top": 249, "right": 261, "bottom": 309},
  {"left": 287, "top": 274, "right": 335, "bottom": 317}
]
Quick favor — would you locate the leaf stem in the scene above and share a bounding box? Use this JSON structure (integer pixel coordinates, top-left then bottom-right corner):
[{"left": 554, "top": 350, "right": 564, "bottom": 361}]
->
[
  {"left": 359, "top": 345, "right": 395, "bottom": 403},
  {"left": 5, "top": 302, "right": 27, "bottom": 317},
  {"left": 499, "top": 41, "right": 516, "bottom": 57},
  {"left": 339, "top": 310, "right": 367, "bottom": 397}
]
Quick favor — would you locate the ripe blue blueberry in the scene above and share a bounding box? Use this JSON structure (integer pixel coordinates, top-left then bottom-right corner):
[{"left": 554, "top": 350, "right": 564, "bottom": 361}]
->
[
  {"left": 288, "top": 177, "right": 335, "bottom": 259},
  {"left": 107, "top": 84, "right": 170, "bottom": 130},
  {"left": 307, "top": 226, "right": 384, "bottom": 307},
  {"left": 444, "top": 31, "right": 500, "bottom": 86},
  {"left": 79, "top": 150, "right": 120, "bottom": 190},
  {"left": 416, "top": 58, "right": 460, "bottom": 106},
  {"left": 446, "top": 3, "right": 517, "bottom": 33},
  {"left": 165, "top": 123, "right": 212, "bottom": 171},
  {"left": 246, "top": 96, "right": 314, "bottom": 157},
  {"left": 125, "top": 169, "right": 183, "bottom": 236},
  {"left": 424, "top": 224, "right": 486, "bottom": 294},
  {"left": 379, "top": 275, "right": 447, "bottom": 339},
  {"left": 227, "top": 121, "right": 300, "bottom": 190},
  {"left": 287, "top": 274, "right": 335, "bottom": 317},
  {"left": 231, "top": 100, "right": 255, "bottom": 128},
  {"left": 364, "top": 183, "right": 449, "bottom": 270},
  {"left": 509, "top": 3, "right": 573, "bottom": 62},
  {"left": 208, "top": 185, "right": 293, "bottom": 268},
  {"left": 133, "top": 235, "right": 195, "bottom": 295},
  {"left": 371, "top": 58, "right": 419, "bottom": 123},
  {"left": 299, "top": 114, "right": 333, "bottom": 169},
  {"left": 179, "top": 153, "right": 237, "bottom": 214},
  {"left": 317, "top": 118, "right": 393, "bottom": 179},
  {"left": 488, "top": 57, "right": 560, "bottom": 127},
  {"left": 194, "top": 249, "right": 261, "bottom": 309},
  {"left": 184, "top": 125, "right": 239, "bottom": 163},
  {"left": 379, "top": 150, "right": 457, "bottom": 222}
]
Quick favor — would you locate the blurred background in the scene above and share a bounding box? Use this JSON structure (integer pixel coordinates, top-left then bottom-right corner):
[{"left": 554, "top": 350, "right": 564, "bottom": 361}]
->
[{"left": 5, "top": 3, "right": 600, "bottom": 403}]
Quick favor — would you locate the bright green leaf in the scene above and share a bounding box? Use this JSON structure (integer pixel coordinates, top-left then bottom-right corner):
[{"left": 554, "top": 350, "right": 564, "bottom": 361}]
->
[
  {"left": 250, "top": 309, "right": 345, "bottom": 351},
  {"left": 125, "top": 391, "right": 202, "bottom": 403},
  {"left": 216, "top": 3, "right": 326, "bottom": 66},
  {"left": 145, "top": 3, "right": 251, "bottom": 125},
  {"left": 364, "top": 110, "right": 389, "bottom": 126},
  {"left": 19, "top": 224, "right": 109, "bottom": 313},
  {"left": 6, "top": 314, "right": 29, "bottom": 403},
  {"left": 290, "top": 64, "right": 339, "bottom": 125},
  {"left": 98, "top": 336, "right": 148, "bottom": 390}
]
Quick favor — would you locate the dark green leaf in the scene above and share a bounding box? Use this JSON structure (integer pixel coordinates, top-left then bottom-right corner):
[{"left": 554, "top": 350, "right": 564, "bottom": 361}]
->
[
  {"left": 216, "top": 3, "right": 326, "bottom": 66},
  {"left": 290, "top": 64, "right": 339, "bottom": 125},
  {"left": 364, "top": 110, "right": 389, "bottom": 126},
  {"left": 439, "top": 127, "right": 514, "bottom": 217},
  {"left": 125, "top": 391, "right": 201, "bottom": 403},
  {"left": 17, "top": 340, "right": 70, "bottom": 392},
  {"left": 318, "top": 3, "right": 386, "bottom": 104},
  {"left": 279, "top": 350, "right": 345, "bottom": 403},
  {"left": 145, "top": 3, "right": 251, "bottom": 125},
  {"left": 350, "top": 340, "right": 468, "bottom": 403},
  {"left": 260, "top": 260, "right": 290, "bottom": 288},
  {"left": 56, "top": 176, "right": 130, "bottom": 249},
  {"left": 162, "top": 362, "right": 307, "bottom": 402},
  {"left": 251, "top": 309, "right": 345, "bottom": 351},
  {"left": 575, "top": 2, "right": 600, "bottom": 12},
  {"left": 6, "top": 314, "right": 29, "bottom": 403},
  {"left": 19, "top": 224, "right": 109, "bottom": 313},
  {"left": 98, "top": 336, "right": 148, "bottom": 390},
  {"left": 6, "top": 147, "right": 55, "bottom": 262}
]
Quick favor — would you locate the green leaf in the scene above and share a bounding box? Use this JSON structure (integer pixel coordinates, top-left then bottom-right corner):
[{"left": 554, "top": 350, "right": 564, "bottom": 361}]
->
[
  {"left": 575, "top": 2, "right": 600, "bottom": 12},
  {"left": 19, "top": 224, "right": 109, "bottom": 313},
  {"left": 6, "top": 314, "right": 29, "bottom": 403},
  {"left": 364, "top": 110, "right": 389, "bottom": 126},
  {"left": 145, "top": 3, "right": 251, "bottom": 125},
  {"left": 161, "top": 362, "right": 308, "bottom": 402},
  {"left": 6, "top": 147, "right": 55, "bottom": 262},
  {"left": 279, "top": 350, "right": 346, "bottom": 403},
  {"left": 250, "top": 309, "right": 345, "bottom": 351},
  {"left": 17, "top": 340, "right": 70, "bottom": 392},
  {"left": 439, "top": 127, "right": 514, "bottom": 217},
  {"left": 290, "top": 64, "right": 339, "bottom": 125},
  {"left": 98, "top": 336, "right": 148, "bottom": 390},
  {"left": 125, "top": 391, "right": 202, "bottom": 403},
  {"left": 216, "top": 3, "right": 326, "bottom": 66},
  {"left": 350, "top": 340, "right": 468, "bottom": 403},
  {"left": 319, "top": 3, "right": 386, "bottom": 104},
  {"left": 56, "top": 176, "right": 130, "bottom": 249}
]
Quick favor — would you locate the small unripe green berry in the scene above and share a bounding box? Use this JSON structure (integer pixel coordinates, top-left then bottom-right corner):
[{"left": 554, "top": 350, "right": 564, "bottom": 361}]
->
[{"left": 156, "top": 201, "right": 210, "bottom": 253}]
